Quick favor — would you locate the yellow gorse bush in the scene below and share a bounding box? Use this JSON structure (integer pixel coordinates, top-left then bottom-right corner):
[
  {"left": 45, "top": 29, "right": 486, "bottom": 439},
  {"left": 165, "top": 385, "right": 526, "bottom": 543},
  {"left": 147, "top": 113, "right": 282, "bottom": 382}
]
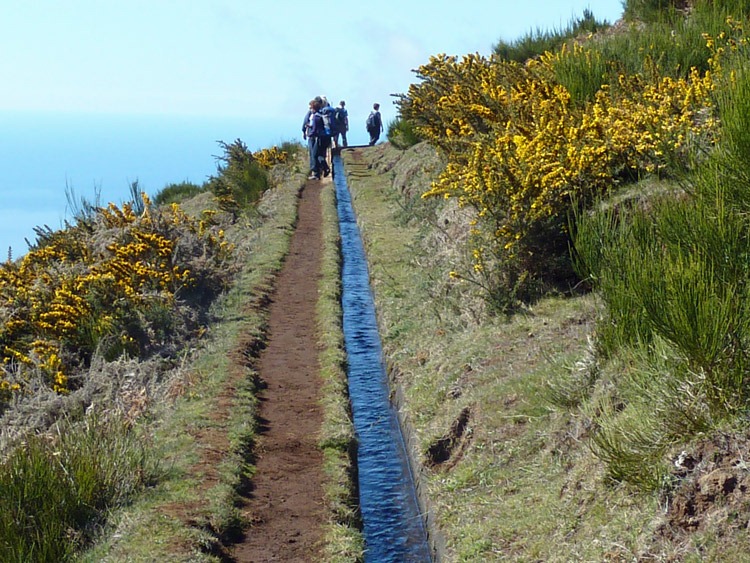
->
[
  {"left": 703, "top": 16, "right": 750, "bottom": 90},
  {"left": 253, "top": 146, "right": 289, "bottom": 169},
  {"left": 398, "top": 43, "right": 717, "bottom": 305},
  {"left": 0, "top": 193, "right": 233, "bottom": 397}
]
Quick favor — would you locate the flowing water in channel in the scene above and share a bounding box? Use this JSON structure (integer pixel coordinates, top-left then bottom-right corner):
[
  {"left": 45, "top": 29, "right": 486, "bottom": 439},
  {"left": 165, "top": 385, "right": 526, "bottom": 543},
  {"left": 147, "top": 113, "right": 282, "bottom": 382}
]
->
[{"left": 333, "top": 154, "right": 432, "bottom": 562}]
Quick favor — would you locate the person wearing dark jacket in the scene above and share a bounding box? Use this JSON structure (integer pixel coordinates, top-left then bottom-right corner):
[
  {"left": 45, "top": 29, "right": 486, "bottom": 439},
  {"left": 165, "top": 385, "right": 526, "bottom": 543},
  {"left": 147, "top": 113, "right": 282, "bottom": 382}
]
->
[
  {"left": 366, "top": 102, "right": 383, "bottom": 146},
  {"left": 307, "top": 99, "right": 331, "bottom": 180},
  {"left": 333, "top": 100, "right": 349, "bottom": 148}
]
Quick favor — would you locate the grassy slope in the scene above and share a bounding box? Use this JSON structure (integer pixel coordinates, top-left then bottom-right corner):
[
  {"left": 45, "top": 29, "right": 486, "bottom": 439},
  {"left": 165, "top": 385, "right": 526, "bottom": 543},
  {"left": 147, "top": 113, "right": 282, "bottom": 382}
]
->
[
  {"left": 73, "top": 136, "right": 750, "bottom": 561},
  {"left": 78, "top": 168, "right": 301, "bottom": 562},
  {"left": 343, "top": 143, "right": 747, "bottom": 562},
  {"left": 78, "top": 158, "right": 363, "bottom": 562}
]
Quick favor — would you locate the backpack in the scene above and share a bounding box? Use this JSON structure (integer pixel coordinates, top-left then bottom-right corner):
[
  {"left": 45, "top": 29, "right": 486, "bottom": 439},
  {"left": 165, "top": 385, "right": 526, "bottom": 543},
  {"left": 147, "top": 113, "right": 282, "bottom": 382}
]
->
[
  {"left": 366, "top": 111, "right": 378, "bottom": 131},
  {"left": 334, "top": 107, "right": 347, "bottom": 129},
  {"left": 320, "top": 105, "right": 335, "bottom": 136}
]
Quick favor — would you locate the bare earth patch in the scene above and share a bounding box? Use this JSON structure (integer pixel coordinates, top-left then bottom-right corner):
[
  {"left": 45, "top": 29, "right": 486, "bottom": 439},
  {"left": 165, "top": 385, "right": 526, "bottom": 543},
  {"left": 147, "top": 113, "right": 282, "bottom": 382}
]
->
[
  {"left": 663, "top": 433, "right": 750, "bottom": 537},
  {"left": 229, "top": 178, "right": 328, "bottom": 562}
]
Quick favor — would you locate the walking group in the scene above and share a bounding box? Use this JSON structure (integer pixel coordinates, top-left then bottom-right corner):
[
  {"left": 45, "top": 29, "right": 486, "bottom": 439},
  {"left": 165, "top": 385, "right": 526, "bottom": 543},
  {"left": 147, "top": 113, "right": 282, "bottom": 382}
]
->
[{"left": 302, "top": 97, "right": 383, "bottom": 180}]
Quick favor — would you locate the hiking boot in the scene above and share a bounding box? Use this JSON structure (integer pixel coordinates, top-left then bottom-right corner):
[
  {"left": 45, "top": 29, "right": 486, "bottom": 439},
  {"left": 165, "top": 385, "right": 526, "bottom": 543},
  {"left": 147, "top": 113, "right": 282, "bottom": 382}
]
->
[
  {"left": 323, "top": 167, "right": 330, "bottom": 178},
  {"left": 308, "top": 173, "right": 320, "bottom": 180}
]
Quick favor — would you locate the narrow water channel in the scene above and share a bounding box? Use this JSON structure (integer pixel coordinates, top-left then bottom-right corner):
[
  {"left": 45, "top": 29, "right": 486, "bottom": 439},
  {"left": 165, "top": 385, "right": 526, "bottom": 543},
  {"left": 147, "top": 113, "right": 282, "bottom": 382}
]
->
[{"left": 333, "top": 154, "right": 432, "bottom": 563}]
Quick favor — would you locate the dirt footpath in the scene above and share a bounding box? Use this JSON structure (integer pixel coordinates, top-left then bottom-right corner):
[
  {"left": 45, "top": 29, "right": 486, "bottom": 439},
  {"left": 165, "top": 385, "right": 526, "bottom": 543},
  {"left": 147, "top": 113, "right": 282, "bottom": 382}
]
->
[{"left": 231, "top": 178, "right": 327, "bottom": 562}]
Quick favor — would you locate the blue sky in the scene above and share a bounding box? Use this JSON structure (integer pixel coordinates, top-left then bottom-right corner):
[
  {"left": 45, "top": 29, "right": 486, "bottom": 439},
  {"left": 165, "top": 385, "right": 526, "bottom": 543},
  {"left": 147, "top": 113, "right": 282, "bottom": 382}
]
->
[
  {"left": 0, "top": 1, "right": 624, "bottom": 125},
  {"left": 0, "top": 1, "right": 626, "bottom": 255}
]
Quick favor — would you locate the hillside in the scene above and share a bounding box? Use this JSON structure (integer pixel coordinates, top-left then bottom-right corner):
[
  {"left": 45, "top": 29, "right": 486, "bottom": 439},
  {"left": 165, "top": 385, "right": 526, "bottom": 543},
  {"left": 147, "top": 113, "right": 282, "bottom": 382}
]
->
[
  {"left": 377, "top": 1, "right": 750, "bottom": 557},
  {"left": 343, "top": 141, "right": 750, "bottom": 561},
  {"left": 3, "top": 1, "right": 750, "bottom": 561},
  {"left": 0, "top": 138, "right": 749, "bottom": 561}
]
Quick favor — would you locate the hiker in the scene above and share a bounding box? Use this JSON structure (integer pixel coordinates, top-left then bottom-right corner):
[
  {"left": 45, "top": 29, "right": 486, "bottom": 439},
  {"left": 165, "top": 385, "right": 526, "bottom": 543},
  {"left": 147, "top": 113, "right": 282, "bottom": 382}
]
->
[
  {"left": 307, "top": 98, "right": 331, "bottom": 180},
  {"left": 302, "top": 96, "right": 325, "bottom": 175},
  {"left": 319, "top": 96, "right": 337, "bottom": 155},
  {"left": 366, "top": 103, "right": 383, "bottom": 146},
  {"left": 302, "top": 100, "right": 317, "bottom": 176},
  {"left": 333, "top": 100, "right": 349, "bottom": 148}
]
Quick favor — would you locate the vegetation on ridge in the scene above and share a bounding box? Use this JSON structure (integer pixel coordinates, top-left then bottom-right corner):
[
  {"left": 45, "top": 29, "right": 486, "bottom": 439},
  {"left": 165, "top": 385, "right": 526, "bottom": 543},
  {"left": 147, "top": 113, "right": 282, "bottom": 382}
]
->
[
  {"left": 0, "top": 139, "right": 300, "bottom": 559},
  {"left": 365, "top": 0, "right": 750, "bottom": 559},
  {"left": 395, "top": 2, "right": 727, "bottom": 313},
  {"left": 7, "top": 0, "right": 750, "bottom": 560}
]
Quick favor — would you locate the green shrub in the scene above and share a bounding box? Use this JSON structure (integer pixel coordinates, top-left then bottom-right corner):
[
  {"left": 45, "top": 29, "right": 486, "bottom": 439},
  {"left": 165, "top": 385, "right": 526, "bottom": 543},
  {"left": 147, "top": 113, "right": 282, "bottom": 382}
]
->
[
  {"left": 624, "top": 0, "right": 750, "bottom": 24},
  {"left": 65, "top": 184, "right": 101, "bottom": 226},
  {"left": 623, "top": 0, "right": 684, "bottom": 23},
  {"left": 0, "top": 414, "right": 157, "bottom": 561},
  {"left": 595, "top": 0, "right": 750, "bottom": 84},
  {"left": 209, "top": 139, "right": 270, "bottom": 214},
  {"left": 575, "top": 190, "right": 750, "bottom": 380},
  {"left": 699, "top": 36, "right": 750, "bottom": 212},
  {"left": 386, "top": 117, "right": 422, "bottom": 149},
  {"left": 277, "top": 139, "right": 303, "bottom": 157},
  {"left": 587, "top": 336, "right": 720, "bottom": 489},
  {"left": 153, "top": 181, "right": 205, "bottom": 206},
  {"left": 550, "top": 44, "right": 611, "bottom": 105},
  {"left": 570, "top": 56, "right": 750, "bottom": 487},
  {"left": 494, "top": 9, "right": 611, "bottom": 63},
  {"left": 227, "top": 162, "right": 270, "bottom": 208}
]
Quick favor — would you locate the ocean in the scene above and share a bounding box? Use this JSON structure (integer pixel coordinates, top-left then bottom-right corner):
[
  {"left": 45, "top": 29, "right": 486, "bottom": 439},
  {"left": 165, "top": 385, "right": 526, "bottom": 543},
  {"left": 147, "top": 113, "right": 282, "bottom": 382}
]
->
[{"left": 0, "top": 111, "right": 306, "bottom": 257}]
